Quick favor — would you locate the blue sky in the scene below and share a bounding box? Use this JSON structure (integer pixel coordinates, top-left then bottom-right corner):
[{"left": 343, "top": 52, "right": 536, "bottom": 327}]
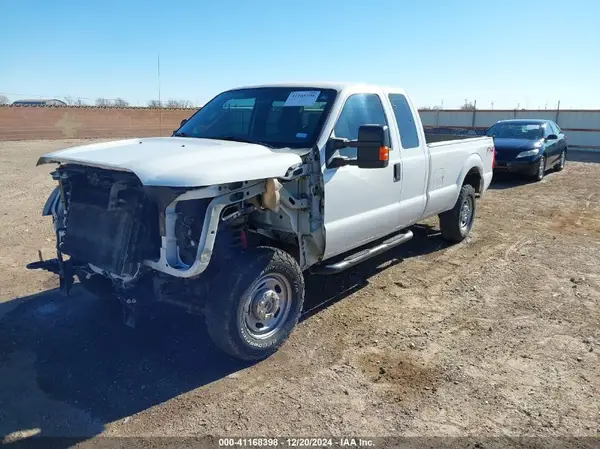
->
[{"left": 1, "top": 0, "right": 599, "bottom": 108}]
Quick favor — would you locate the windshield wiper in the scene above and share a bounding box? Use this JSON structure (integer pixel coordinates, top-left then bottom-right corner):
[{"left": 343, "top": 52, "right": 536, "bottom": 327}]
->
[
  {"left": 212, "top": 136, "right": 276, "bottom": 149},
  {"left": 173, "top": 133, "right": 278, "bottom": 149}
]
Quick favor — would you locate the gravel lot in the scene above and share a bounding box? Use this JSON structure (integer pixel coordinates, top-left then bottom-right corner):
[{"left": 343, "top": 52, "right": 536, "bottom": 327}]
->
[{"left": 0, "top": 140, "right": 599, "bottom": 443}]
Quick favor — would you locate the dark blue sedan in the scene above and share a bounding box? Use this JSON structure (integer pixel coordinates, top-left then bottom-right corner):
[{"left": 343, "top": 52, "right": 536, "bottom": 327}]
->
[{"left": 486, "top": 119, "right": 567, "bottom": 181}]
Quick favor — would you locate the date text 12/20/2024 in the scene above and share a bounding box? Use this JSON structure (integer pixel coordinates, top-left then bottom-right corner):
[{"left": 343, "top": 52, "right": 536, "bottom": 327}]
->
[{"left": 218, "top": 438, "right": 375, "bottom": 447}]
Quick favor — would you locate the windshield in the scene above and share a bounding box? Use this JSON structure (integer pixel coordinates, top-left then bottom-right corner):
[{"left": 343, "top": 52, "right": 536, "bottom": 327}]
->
[
  {"left": 175, "top": 87, "right": 337, "bottom": 149},
  {"left": 486, "top": 123, "right": 544, "bottom": 140}
]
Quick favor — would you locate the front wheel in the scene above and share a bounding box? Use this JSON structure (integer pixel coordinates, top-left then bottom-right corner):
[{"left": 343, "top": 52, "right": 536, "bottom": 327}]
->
[
  {"left": 439, "top": 184, "right": 476, "bottom": 243},
  {"left": 533, "top": 156, "right": 546, "bottom": 182},
  {"left": 205, "top": 247, "right": 305, "bottom": 361}
]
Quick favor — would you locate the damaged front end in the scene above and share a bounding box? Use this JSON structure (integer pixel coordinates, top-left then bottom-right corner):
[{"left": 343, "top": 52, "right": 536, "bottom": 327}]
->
[{"left": 28, "top": 163, "right": 266, "bottom": 326}]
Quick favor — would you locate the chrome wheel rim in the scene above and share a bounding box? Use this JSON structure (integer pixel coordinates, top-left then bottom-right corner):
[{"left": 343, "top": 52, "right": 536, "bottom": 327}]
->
[
  {"left": 560, "top": 152, "right": 565, "bottom": 168},
  {"left": 459, "top": 196, "right": 474, "bottom": 231},
  {"left": 538, "top": 158, "right": 545, "bottom": 179},
  {"left": 241, "top": 273, "right": 292, "bottom": 340}
]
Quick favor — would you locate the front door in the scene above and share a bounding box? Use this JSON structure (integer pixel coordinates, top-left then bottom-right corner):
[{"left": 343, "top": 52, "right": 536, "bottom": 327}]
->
[{"left": 321, "top": 92, "right": 402, "bottom": 259}]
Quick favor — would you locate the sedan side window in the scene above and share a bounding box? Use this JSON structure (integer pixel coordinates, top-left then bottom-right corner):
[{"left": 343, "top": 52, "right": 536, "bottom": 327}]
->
[{"left": 333, "top": 94, "right": 387, "bottom": 159}]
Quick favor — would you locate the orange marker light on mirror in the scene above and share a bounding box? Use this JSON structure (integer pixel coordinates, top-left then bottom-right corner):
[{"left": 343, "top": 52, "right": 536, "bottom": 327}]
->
[{"left": 379, "top": 146, "right": 389, "bottom": 161}]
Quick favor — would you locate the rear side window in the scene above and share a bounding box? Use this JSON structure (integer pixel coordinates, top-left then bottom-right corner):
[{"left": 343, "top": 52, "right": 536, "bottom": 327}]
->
[
  {"left": 388, "top": 94, "right": 420, "bottom": 149},
  {"left": 333, "top": 93, "right": 387, "bottom": 158}
]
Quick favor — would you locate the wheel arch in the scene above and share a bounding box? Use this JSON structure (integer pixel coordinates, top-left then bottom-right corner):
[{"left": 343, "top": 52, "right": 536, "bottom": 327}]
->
[
  {"left": 462, "top": 166, "right": 483, "bottom": 194},
  {"left": 457, "top": 154, "right": 484, "bottom": 195}
]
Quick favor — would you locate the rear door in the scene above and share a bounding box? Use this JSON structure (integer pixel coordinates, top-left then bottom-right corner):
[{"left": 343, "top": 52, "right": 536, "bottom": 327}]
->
[
  {"left": 544, "top": 122, "right": 560, "bottom": 164},
  {"left": 387, "top": 92, "right": 428, "bottom": 226}
]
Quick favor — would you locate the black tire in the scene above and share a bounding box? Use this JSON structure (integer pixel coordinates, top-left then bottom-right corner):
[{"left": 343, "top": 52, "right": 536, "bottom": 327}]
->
[
  {"left": 439, "top": 184, "right": 476, "bottom": 243},
  {"left": 205, "top": 246, "right": 305, "bottom": 361},
  {"left": 533, "top": 156, "right": 546, "bottom": 181},
  {"left": 554, "top": 150, "right": 566, "bottom": 171}
]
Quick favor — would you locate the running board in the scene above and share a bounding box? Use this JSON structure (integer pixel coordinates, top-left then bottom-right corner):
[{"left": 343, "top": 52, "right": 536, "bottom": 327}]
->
[{"left": 310, "top": 230, "right": 413, "bottom": 275}]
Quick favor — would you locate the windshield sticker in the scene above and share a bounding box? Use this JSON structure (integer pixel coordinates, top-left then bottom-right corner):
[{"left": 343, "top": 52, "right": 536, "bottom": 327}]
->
[
  {"left": 284, "top": 91, "right": 321, "bottom": 107},
  {"left": 296, "top": 132, "right": 308, "bottom": 139},
  {"left": 525, "top": 124, "right": 541, "bottom": 130}
]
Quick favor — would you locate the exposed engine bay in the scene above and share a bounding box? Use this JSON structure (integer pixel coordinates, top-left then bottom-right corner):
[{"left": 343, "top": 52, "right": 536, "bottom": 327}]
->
[{"left": 51, "top": 164, "right": 260, "bottom": 276}]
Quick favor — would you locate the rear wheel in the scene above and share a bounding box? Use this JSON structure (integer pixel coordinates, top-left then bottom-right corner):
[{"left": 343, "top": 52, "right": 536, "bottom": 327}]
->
[
  {"left": 554, "top": 150, "right": 566, "bottom": 171},
  {"left": 205, "top": 247, "right": 305, "bottom": 361},
  {"left": 439, "top": 184, "right": 476, "bottom": 243}
]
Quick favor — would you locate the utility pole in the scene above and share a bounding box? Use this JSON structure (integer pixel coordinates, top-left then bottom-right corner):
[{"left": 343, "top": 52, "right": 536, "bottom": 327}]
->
[{"left": 157, "top": 53, "right": 162, "bottom": 135}]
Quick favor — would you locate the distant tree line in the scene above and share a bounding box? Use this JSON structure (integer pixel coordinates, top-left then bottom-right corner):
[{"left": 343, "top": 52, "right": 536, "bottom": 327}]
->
[
  {"left": 78, "top": 97, "right": 195, "bottom": 108},
  {"left": 93, "top": 97, "right": 130, "bottom": 107},
  {"left": 420, "top": 102, "right": 476, "bottom": 110},
  {"left": 0, "top": 93, "right": 197, "bottom": 108},
  {"left": 147, "top": 99, "right": 194, "bottom": 108}
]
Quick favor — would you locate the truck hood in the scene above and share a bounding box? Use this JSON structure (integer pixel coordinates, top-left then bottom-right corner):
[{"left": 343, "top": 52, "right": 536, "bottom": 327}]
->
[{"left": 37, "top": 137, "right": 304, "bottom": 187}]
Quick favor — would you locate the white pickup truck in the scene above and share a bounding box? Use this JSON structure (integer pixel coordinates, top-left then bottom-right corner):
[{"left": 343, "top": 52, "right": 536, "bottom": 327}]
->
[{"left": 29, "top": 83, "right": 494, "bottom": 360}]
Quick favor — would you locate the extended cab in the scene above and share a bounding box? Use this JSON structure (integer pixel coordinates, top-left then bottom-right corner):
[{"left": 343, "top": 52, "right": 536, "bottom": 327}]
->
[{"left": 29, "top": 83, "right": 494, "bottom": 360}]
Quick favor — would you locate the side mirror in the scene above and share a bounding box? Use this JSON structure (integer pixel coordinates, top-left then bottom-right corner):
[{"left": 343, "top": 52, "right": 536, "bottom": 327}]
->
[
  {"left": 356, "top": 125, "right": 390, "bottom": 169},
  {"left": 546, "top": 134, "right": 558, "bottom": 140},
  {"left": 173, "top": 118, "right": 189, "bottom": 136},
  {"left": 325, "top": 125, "right": 390, "bottom": 169}
]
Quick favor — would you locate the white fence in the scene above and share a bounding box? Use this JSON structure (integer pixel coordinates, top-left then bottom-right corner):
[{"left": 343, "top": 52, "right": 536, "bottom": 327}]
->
[{"left": 418, "top": 109, "right": 600, "bottom": 151}]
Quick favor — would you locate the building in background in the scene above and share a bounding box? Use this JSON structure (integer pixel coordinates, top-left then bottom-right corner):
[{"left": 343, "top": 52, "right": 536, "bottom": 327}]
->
[{"left": 11, "top": 99, "right": 67, "bottom": 106}]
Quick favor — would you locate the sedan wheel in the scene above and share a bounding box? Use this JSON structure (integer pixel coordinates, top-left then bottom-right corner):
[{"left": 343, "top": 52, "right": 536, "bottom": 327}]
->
[
  {"left": 535, "top": 156, "right": 546, "bottom": 182},
  {"left": 555, "top": 151, "right": 566, "bottom": 171}
]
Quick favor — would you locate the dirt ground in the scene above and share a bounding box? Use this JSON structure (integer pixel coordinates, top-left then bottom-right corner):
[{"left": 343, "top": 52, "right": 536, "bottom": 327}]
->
[{"left": 0, "top": 140, "right": 599, "bottom": 443}]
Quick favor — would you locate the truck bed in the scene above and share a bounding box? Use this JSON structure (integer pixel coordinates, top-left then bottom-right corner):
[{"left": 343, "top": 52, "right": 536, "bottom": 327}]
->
[
  {"left": 426, "top": 135, "right": 491, "bottom": 147},
  {"left": 425, "top": 133, "right": 485, "bottom": 144},
  {"left": 420, "top": 135, "right": 495, "bottom": 218},
  {"left": 424, "top": 127, "right": 486, "bottom": 144}
]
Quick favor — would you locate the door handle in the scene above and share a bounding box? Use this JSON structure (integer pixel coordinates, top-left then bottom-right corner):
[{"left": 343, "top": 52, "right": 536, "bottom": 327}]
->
[{"left": 393, "top": 163, "right": 401, "bottom": 182}]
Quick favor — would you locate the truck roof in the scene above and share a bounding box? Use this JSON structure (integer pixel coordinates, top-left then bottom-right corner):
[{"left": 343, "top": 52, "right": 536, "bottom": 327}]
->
[{"left": 227, "top": 82, "right": 407, "bottom": 94}]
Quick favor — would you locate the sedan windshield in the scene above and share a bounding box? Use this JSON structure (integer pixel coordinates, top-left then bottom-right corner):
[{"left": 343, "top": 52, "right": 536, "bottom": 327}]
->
[
  {"left": 486, "top": 123, "right": 544, "bottom": 140},
  {"left": 175, "top": 87, "right": 337, "bottom": 149}
]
